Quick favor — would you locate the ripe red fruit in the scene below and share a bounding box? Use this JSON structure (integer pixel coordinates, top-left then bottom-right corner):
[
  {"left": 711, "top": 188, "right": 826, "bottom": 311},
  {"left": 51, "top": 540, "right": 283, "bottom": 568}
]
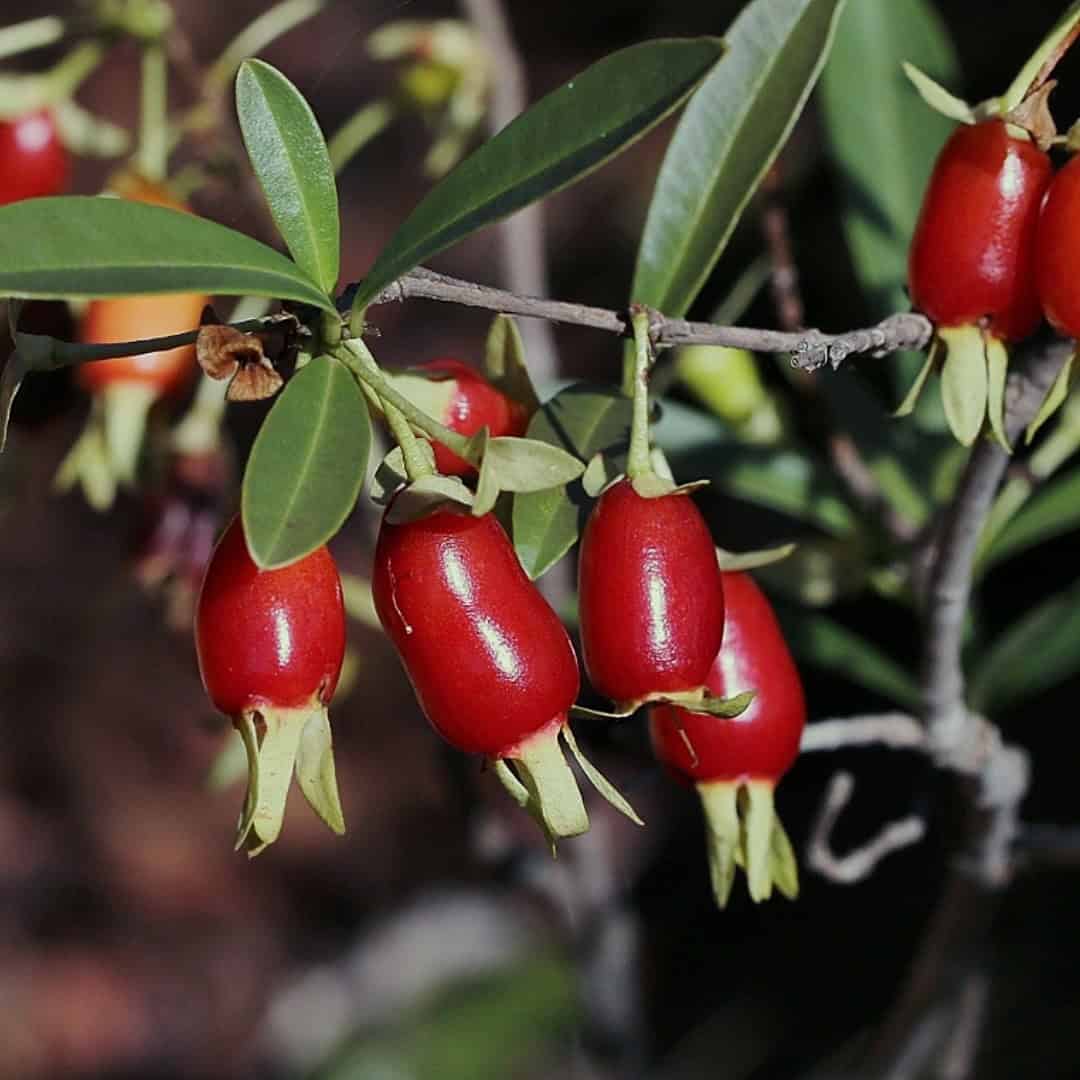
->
[
  {"left": 56, "top": 179, "right": 205, "bottom": 508},
  {"left": 908, "top": 119, "right": 1051, "bottom": 343},
  {"left": 373, "top": 506, "right": 639, "bottom": 843},
  {"left": 1036, "top": 153, "right": 1080, "bottom": 337},
  {"left": 195, "top": 516, "right": 346, "bottom": 855},
  {"left": 387, "top": 358, "right": 528, "bottom": 475},
  {"left": 0, "top": 109, "right": 69, "bottom": 205},
  {"left": 650, "top": 571, "right": 804, "bottom": 906},
  {"left": 577, "top": 478, "right": 725, "bottom": 709}
]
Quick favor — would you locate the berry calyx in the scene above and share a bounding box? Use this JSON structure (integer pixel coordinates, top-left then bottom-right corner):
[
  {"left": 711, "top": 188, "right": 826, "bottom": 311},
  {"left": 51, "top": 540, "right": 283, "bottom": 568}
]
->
[
  {"left": 55, "top": 180, "right": 205, "bottom": 508},
  {"left": 386, "top": 357, "right": 528, "bottom": 476},
  {"left": 195, "top": 517, "right": 346, "bottom": 855},
  {"left": 0, "top": 110, "right": 69, "bottom": 205},
  {"left": 903, "top": 119, "right": 1052, "bottom": 446},
  {"left": 372, "top": 505, "right": 640, "bottom": 845},
  {"left": 650, "top": 571, "right": 805, "bottom": 907},
  {"left": 578, "top": 478, "right": 725, "bottom": 711}
]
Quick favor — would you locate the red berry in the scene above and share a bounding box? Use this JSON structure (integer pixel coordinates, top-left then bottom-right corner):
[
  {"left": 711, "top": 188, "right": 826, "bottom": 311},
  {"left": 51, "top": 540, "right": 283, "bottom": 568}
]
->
[
  {"left": 373, "top": 508, "right": 578, "bottom": 756},
  {"left": 195, "top": 517, "right": 346, "bottom": 854},
  {"left": 908, "top": 119, "right": 1051, "bottom": 342},
  {"left": 373, "top": 506, "right": 635, "bottom": 843},
  {"left": 577, "top": 478, "right": 724, "bottom": 708},
  {"left": 1037, "top": 153, "right": 1080, "bottom": 337},
  {"left": 389, "top": 358, "right": 529, "bottom": 475},
  {"left": 0, "top": 110, "right": 69, "bottom": 205},
  {"left": 649, "top": 572, "right": 804, "bottom": 785},
  {"left": 196, "top": 518, "right": 345, "bottom": 716},
  {"left": 649, "top": 571, "right": 804, "bottom": 907}
]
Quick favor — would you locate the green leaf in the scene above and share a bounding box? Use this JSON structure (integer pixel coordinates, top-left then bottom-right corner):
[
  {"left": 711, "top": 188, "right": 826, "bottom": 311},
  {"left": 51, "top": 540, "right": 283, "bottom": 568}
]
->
[
  {"left": 940, "top": 325, "right": 987, "bottom": 447},
  {"left": 709, "top": 447, "right": 857, "bottom": 537},
  {"left": 821, "top": 0, "right": 959, "bottom": 426},
  {"left": 821, "top": 0, "right": 957, "bottom": 309},
  {"left": 970, "top": 575, "right": 1080, "bottom": 713},
  {"left": 483, "top": 436, "right": 585, "bottom": 492},
  {"left": 902, "top": 61, "right": 974, "bottom": 123},
  {"left": 511, "top": 384, "right": 631, "bottom": 579},
  {"left": 351, "top": 38, "right": 724, "bottom": 313},
  {"left": 236, "top": 59, "right": 340, "bottom": 296},
  {"left": 981, "top": 467, "right": 1080, "bottom": 571},
  {"left": 0, "top": 196, "right": 335, "bottom": 310},
  {"left": 242, "top": 355, "right": 370, "bottom": 569},
  {"left": 631, "top": 0, "right": 846, "bottom": 317},
  {"left": 781, "top": 610, "right": 921, "bottom": 710}
]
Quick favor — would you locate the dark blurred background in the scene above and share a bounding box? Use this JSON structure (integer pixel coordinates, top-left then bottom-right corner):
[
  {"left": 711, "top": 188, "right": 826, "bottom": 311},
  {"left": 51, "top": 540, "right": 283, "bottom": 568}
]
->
[{"left": 2, "top": 1, "right": 1080, "bottom": 1077}]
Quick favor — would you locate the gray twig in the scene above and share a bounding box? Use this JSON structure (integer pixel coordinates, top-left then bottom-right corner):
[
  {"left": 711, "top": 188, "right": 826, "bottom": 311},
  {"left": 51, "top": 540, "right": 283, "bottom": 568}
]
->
[
  {"left": 806, "top": 771, "right": 926, "bottom": 886},
  {"left": 800, "top": 713, "right": 926, "bottom": 754},
  {"left": 367, "top": 266, "right": 933, "bottom": 359}
]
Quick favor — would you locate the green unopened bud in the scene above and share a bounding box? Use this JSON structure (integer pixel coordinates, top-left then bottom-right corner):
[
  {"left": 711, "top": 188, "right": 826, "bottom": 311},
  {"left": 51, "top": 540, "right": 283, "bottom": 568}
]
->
[{"left": 677, "top": 345, "right": 766, "bottom": 425}]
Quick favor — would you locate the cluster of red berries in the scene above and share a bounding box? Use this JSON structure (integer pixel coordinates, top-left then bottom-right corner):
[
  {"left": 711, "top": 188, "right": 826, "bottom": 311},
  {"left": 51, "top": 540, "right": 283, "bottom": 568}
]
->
[
  {"left": 909, "top": 114, "right": 1080, "bottom": 391},
  {"left": 194, "top": 362, "right": 806, "bottom": 905}
]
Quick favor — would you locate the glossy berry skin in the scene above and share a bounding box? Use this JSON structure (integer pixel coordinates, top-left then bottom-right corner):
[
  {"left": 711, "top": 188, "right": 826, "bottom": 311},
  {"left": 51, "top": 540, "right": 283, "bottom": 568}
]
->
[
  {"left": 908, "top": 119, "right": 1051, "bottom": 342},
  {"left": 0, "top": 110, "right": 69, "bottom": 205},
  {"left": 1036, "top": 154, "right": 1080, "bottom": 337},
  {"left": 650, "top": 571, "right": 805, "bottom": 784},
  {"left": 420, "top": 358, "right": 528, "bottom": 476},
  {"left": 372, "top": 508, "right": 579, "bottom": 756},
  {"left": 195, "top": 517, "right": 345, "bottom": 717},
  {"left": 77, "top": 182, "right": 203, "bottom": 396},
  {"left": 578, "top": 479, "right": 724, "bottom": 705}
]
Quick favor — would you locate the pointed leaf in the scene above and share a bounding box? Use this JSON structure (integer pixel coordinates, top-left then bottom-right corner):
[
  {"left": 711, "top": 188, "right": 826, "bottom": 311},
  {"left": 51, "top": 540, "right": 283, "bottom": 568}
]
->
[
  {"left": 351, "top": 38, "right": 724, "bottom": 312},
  {"left": 236, "top": 59, "right": 340, "bottom": 295},
  {"left": 511, "top": 384, "right": 632, "bottom": 578},
  {"left": 485, "top": 436, "right": 585, "bottom": 492},
  {"left": 709, "top": 447, "right": 857, "bottom": 536},
  {"left": 902, "top": 61, "right": 975, "bottom": 122},
  {"left": 560, "top": 725, "right": 643, "bottom": 826},
  {"left": 1025, "top": 350, "right": 1075, "bottom": 443},
  {"left": 821, "top": 0, "right": 958, "bottom": 425},
  {"left": 986, "top": 335, "right": 1010, "bottom": 451},
  {"left": 970, "top": 574, "right": 1080, "bottom": 713},
  {"left": 484, "top": 315, "right": 541, "bottom": 413},
  {"left": 242, "top": 355, "right": 370, "bottom": 568},
  {"left": 0, "top": 197, "right": 335, "bottom": 309},
  {"left": 939, "top": 325, "right": 988, "bottom": 446},
  {"left": 781, "top": 610, "right": 921, "bottom": 709},
  {"left": 981, "top": 466, "right": 1080, "bottom": 571},
  {"left": 631, "top": 0, "right": 846, "bottom": 317}
]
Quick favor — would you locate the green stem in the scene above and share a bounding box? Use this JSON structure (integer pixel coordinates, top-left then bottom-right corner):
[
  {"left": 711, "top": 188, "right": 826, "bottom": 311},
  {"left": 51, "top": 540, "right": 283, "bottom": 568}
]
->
[
  {"left": 1001, "top": 0, "right": 1080, "bottom": 110},
  {"left": 50, "top": 39, "right": 106, "bottom": 97},
  {"left": 0, "top": 15, "right": 65, "bottom": 62},
  {"left": 383, "top": 400, "right": 434, "bottom": 482},
  {"left": 206, "top": 0, "right": 327, "bottom": 92},
  {"left": 626, "top": 307, "right": 654, "bottom": 480},
  {"left": 337, "top": 338, "right": 473, "bottom": 460},
  {"left": 137, "top": 41, "right": 168, "bottom": 182},
  {"left": 328, "top": 100, "right": 394, "bottom": 175}
]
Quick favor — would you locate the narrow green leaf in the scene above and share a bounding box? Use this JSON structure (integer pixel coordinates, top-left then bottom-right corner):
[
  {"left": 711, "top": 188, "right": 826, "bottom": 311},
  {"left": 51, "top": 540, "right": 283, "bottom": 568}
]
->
[
  {"left": 511, "top": 384, "right": 631, "bottom": 579},
  {"left": 781, "top": 611, "right": 921, "bottom": 710},
  {"left": 242, "top": 355, "right": 370, "bottom": 569},
  {"left": 710, "top": 447, "right": 856, "bottom": 537},
  {"left": 0, "top": 197, "right": 335, "bottom": 310},
  {"left": 351, "top": 38, "right": 724, "bottom": 313},
  {"left": 902, "top": 61, "right": 974, "bottom": 123},
  {"left": 821, "top": 0, "right": 957, "bottom": 310},
  {"left": 821, "top": 0, "right": 959, "bottom": 427},
  {"left": 981, "top": 467, "right": 1080, "bottom": 571},
  {"left": 970, "top": 575, "right": 1080, "bottom": 713},
  {"left": 236, "top": 59, "right": 340, "bottom": 296},
  {"left": 484, "top": 436, "right": 584, "bottom": 492},
  {"left": 631, "top": 0, "right": 846, "bottom": 317},
  {"left": 940, "top": 326, "right": 988, "bottom": 447}
]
